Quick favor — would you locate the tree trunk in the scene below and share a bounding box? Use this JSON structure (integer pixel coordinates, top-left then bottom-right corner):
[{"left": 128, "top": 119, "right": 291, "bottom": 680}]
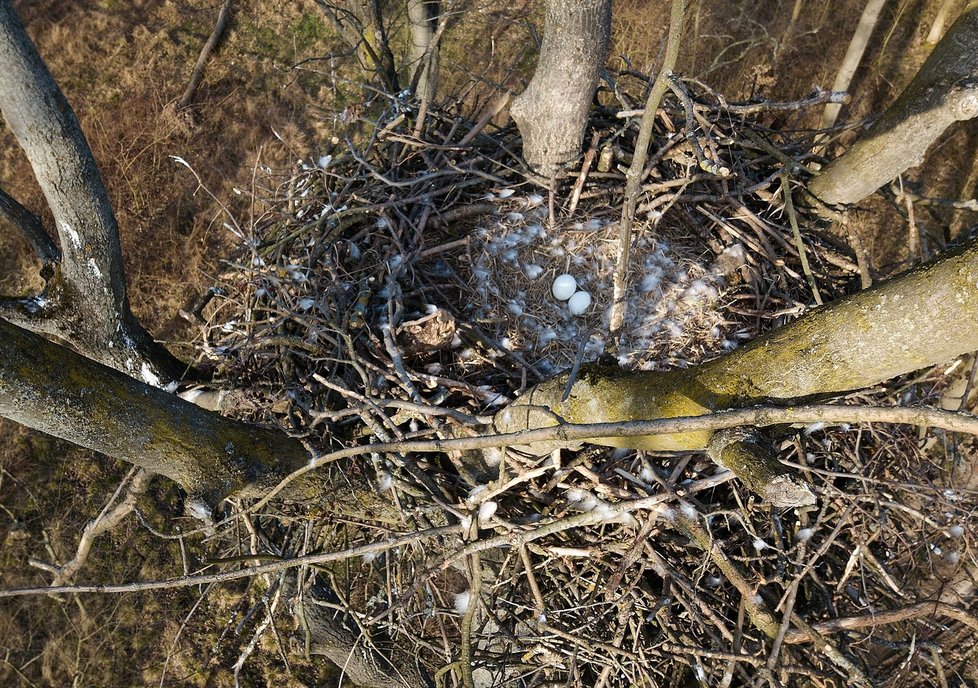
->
[
  {"left": 0, "top": 0, "right": 184, "bottom": 381},
  {"left": 809, "top": 0, "right": 978, "bottom": 205},
  {"left": 295, "top": 574, "right": 430, "bottom": 688},
  {"left": 496, "top": 232, "right": 978, "bottom": 497},
  {"left": 817, "top": 0, "right": 888, "bottom": 133},
  {"left": 406, "top": 0, "right": 439, "bottom": 104},
  {"left": 314, "top": 0, "right": 399, "bottom": 93},
  {"left": 510, "top": 0, "right": 611, "bottom": 180},
  {"left": 0, "top": 317, "right": 310, "bottom": 508}
]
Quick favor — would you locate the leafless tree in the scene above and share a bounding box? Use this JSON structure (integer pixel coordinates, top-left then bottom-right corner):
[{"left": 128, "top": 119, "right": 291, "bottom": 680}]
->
[
  {"left": 0, "top": 1, "right": 310, "bottom": 510},
  {"left": 6, "top": 1, "right": 978, "bottom": 685}
]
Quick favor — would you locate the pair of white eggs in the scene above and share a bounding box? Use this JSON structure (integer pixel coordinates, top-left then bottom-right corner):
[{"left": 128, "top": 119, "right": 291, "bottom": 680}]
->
[{"left": 551, "top": 274, "right": 592, "bottom": 315}]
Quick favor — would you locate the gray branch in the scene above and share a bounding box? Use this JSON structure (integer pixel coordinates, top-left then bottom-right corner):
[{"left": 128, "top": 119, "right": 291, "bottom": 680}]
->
[
  {"left": 0, "top": 184, "right": 59, "bottom": 264},
  {"left": 810, "top": 0, "right": 978, "bottom": 205},
  {"left": 177, "top": 0, "right": 232, "bottom": 109},
  {"left": 295, "top": 574, "right": 431, "bottom": 688},
  {"left": 0, "top": 0, "right": 184, "bottom": 380}
]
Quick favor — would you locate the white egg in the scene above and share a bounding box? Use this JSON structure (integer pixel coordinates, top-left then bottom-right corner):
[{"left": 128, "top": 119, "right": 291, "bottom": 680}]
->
[
  {"left": 568, "top": 290, "right": 592, "bottom": 315},
  {"left": 551, "top": 273, "right": 577, "bottom": 300}
]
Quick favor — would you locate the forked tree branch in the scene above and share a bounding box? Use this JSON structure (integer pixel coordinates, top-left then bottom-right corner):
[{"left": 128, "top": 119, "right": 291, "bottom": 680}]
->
[
  {"left": 0, "top": 0, "right": 184, "bottom": 380},
  {"left": 810, "top": 0, "right": 978, "bottom": 205},
  {"left": 0, "top": 1, "right": 128, "bottom": 330}
]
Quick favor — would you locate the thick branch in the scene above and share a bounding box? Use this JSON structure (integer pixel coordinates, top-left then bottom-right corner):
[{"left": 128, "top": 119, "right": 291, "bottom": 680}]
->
[
  {"left": 817, "top": 0, "right": 887, "bottom": 132},
  {"left": 0, "top": 294, "right": 59, "bottom": 333},
  {"left": 296, "top": 576, "right": 430, "bottom": 688},
  {"left": 809, "top": 0, "right": 978, "bottom": 205},
  {"left": 0, "top": 1, "right": 126, "bottom": 331},
  {"left": 406, "top": 0, "right": 439, "bottom": 104},
  {"left": 0, "top": 317, "right": 309, "bottom": 506},
  {"left": 783, "top": 600, "right": 978, "bottom": 644},
  {"left": 0, "top": 1, "right": 182, "bottom": 379},
  {"left": 707, "top": 428, "right": 815, "bottom": 508},
  {"left": 496, "top": 232, "right": 978, "bottom": 495},
  {"left": 241, "top": 403, "right": 978, "bottom": 516}
]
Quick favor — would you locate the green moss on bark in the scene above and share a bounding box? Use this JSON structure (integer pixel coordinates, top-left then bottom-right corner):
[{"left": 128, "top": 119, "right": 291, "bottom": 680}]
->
[
  {"left": 0, "top": 318, "right": 309, "bottom": 504},
  {"left": 497, "top": 234, "right": 978, "bottom": 452}
]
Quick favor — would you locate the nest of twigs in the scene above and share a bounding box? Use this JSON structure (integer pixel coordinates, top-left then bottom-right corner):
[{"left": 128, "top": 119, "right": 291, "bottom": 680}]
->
[{"left": 187, "top": 77, "right": 978, "bottom": 687}]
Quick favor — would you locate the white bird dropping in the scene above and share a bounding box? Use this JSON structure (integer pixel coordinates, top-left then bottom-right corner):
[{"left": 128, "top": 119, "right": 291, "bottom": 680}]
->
[
  {"left": 551, "top": 274, "right": 577, "bottom": 300},
  {"left": 568, "top": 290, "right": 592, "bottom": 315}
]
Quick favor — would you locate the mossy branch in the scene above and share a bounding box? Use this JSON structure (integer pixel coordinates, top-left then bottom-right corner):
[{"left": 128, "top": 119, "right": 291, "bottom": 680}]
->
[
  {"left": 810, "top": 0, "right": 978, "bottom": 205},
  {"left": 0, "top": 318, "right": 309, "bottom": 507},
  {"left": 496, "top": 232, "right": 978, "bottom": 503}
]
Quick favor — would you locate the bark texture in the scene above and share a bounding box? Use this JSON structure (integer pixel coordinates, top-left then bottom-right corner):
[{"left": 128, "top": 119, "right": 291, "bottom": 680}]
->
[
  {"left": 510, "top": 0, "right": 611, "bottom": 179},
  {"left": 0, "top": 185, "right": 59, "bottom": 265},
  {"left": 0, "top": 3, "right": 415, "bottom": 680},
  {"left": 0, "top": 318, "right": 310, "bottom": 506},
  {"left": 295, "top": 576, "right": 430, "bottom": 688},
  {"left": 496, "top": 232, "right": 978, "bottom": 493},
  {"left": 809, "top": 0, "right": 978, "bottom": 205},
  {"left": 0, "top": 1, "right": 183, "bottom": 380},
  {"left": 406, "top": 0, "right": 439, "bottom": 104}
]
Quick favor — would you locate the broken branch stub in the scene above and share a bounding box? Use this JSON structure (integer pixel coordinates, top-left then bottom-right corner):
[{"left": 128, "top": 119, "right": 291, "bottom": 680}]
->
[
  {"left": 496, "top": 232, "right": 978, "bottom": 502},
  {"left": 707, "top": 428, "right": 815, "bottom": 508}
]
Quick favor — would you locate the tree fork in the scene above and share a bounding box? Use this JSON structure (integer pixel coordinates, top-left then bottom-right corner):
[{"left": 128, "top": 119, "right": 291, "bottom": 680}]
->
[
  {"left": 809, "top": 0, "right": 978, "bottom": 206},
  {"left": 0, "top": 0, "right": 185, "bottom": 379}
]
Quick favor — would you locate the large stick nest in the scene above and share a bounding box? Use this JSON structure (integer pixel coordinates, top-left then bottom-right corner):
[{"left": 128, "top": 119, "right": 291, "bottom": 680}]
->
[{"left": 186, "top": 75, "right": 978, "bottom": 687}]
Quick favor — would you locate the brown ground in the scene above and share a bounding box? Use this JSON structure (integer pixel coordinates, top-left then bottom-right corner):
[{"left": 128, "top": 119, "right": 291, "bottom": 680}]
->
[{"left": 1, "top": 0, "right": 977, "bottom": 685}]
